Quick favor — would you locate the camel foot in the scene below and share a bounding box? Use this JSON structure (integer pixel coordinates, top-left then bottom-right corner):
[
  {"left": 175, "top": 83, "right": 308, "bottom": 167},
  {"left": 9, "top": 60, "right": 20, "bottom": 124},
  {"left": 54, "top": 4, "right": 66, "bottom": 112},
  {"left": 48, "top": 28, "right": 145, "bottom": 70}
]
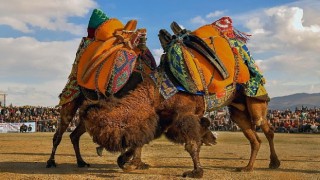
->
[
  {"left": 77, "top": 160, "right": 90, "bottom": 167},
  {"left": 182, "top": 169, "right": 203, "bottom": 178},
  {"left": 134, "top": 161, "right": 150, "bottom": 170},
  {"left": 121, "top": 161, "right": 150, "bottom": 172},
  {"left": 121, "top": 161, "right": 136, "bottom": 172},
  {"left": 96, "top": 146, "right": 104, "bottom": 157},
  {"left": 269, "top": 159, "right": 281, "bottom": 169},
  {"left": 117, "top": 155, "right": 127, "bottom": 169},
  {"left": 46, "top": 159, "right": 57, "bottom": 168},
  {"left": 235, "top": 166, "right": 253, "bottom": 172}
]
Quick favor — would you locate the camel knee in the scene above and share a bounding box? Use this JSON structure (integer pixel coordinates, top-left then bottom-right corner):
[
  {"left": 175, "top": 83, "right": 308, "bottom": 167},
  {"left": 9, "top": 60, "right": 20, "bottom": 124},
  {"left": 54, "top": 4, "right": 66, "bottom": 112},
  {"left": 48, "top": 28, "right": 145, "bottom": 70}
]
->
[
  {"left": 245, "top": 131, "right": 261, "bottom": 149},
  {"left": 254, "top": 132, "right": 262, "bottom": 144},
  {"left": 261, "top": 124, "right": 275, "bottom": 139},
  {"left": 250, "top": 138, "right": 261, "bottom": 149},
  {"left": 184, "top": 140, "right": 200, "bottom": 155},
  {"left": 252, "top": 117, "right": 265, "bottom": 126}
]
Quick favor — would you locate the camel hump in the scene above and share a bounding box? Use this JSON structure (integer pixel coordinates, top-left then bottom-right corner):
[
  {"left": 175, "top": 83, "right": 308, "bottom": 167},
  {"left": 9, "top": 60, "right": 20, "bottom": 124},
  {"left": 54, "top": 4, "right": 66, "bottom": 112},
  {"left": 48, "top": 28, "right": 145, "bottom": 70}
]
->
[
  {"left": 76, "top": 9, "right": 148, "bottom": 95},
  {"left": 158, "top": 19, "right": 254, "bottom": 95}
]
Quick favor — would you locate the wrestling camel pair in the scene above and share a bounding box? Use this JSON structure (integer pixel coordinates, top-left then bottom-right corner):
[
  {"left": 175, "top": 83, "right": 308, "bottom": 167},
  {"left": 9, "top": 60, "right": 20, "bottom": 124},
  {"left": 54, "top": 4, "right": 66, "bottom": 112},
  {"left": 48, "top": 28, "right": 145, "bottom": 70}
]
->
[{"left": 47, "top": 20, "right": 280, "bottom": 178}]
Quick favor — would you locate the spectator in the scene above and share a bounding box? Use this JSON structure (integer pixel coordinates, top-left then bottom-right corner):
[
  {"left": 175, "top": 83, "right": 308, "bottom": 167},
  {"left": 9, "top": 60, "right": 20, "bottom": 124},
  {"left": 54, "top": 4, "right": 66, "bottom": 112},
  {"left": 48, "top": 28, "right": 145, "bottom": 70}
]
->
[{"left": 310, "top": 121, "right": 319, "bottom": 133}]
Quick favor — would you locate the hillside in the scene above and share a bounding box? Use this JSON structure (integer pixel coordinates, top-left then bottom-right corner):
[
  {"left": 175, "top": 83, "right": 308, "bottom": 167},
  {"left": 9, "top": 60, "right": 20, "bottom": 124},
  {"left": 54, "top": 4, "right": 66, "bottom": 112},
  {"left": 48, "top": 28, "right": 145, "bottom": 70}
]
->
[{"left": 268, "top": 93, "right": 320, "bottom": 110}]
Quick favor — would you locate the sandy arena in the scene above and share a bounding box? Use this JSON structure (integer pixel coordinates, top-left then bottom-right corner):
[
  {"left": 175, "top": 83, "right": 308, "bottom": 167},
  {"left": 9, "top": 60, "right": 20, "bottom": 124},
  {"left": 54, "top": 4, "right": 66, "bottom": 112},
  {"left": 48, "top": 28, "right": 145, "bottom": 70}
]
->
[{"left": 0, "top": 131, "right": 319, "bottom": 179}]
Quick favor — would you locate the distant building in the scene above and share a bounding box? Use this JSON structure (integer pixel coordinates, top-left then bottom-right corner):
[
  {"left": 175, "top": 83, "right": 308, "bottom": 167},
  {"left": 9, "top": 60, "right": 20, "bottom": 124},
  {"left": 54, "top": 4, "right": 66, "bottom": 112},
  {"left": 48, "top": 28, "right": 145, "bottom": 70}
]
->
[{"left": 0, "top": 91, "right": 7, "bottom": 107}]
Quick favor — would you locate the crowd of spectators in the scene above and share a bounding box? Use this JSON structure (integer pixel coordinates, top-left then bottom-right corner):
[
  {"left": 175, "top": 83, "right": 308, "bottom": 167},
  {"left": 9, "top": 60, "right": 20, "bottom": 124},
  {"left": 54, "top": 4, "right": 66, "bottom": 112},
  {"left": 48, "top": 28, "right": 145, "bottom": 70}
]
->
[
  {"left": 0, "top": 104, "right": 319, "bottom": 133},
  {"left": 206, "top": 106, "right": 319, "bottom": 133},
  {"left": 267, "top": 106, "right": 320, "bottom": 133},
  {"left": 206, "top": 108, "right": 240, "bottom": 132},
  {"left": 0, "top": 105, "right": 61, "bottom": 132}
]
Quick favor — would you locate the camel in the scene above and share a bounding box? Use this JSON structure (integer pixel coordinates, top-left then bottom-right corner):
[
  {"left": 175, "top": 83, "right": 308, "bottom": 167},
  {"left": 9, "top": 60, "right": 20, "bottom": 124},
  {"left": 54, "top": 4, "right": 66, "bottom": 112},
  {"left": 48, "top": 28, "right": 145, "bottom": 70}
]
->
[
  {"left": 79, "top": 76, "right": 218, "bottom": 173},
  {"left": 80, "top": 20, "right": 280, "bottom": 178},
  {"left": 45, "top": 39, "right": 157, "bottom": 168},
  {"left": 46, "top": 13, "right": 157, "bottom": 168},
  {"left": 46, "top": 71, "right": 145, "bottom": 168},
  {"left": 80, "top": 65, "right": 280, "bottom": 178}
]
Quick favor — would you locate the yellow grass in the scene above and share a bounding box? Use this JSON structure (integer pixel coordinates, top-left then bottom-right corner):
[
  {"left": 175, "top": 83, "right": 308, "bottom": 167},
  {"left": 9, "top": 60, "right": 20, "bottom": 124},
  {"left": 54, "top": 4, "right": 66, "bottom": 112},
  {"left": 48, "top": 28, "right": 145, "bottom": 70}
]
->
[{"left": 0, "top": 132, "right": 319, "bottom": 179}]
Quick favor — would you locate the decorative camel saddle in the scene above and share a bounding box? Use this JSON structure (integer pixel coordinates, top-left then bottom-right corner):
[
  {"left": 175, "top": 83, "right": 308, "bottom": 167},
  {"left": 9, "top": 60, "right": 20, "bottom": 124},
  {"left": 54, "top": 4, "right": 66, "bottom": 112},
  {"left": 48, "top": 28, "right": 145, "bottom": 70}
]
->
[
  {"left": 59, "top": 9, "right": 156, "bottom": 106},
  {"left": 156, "top": 17, "right": 268, "bottom": 110}
]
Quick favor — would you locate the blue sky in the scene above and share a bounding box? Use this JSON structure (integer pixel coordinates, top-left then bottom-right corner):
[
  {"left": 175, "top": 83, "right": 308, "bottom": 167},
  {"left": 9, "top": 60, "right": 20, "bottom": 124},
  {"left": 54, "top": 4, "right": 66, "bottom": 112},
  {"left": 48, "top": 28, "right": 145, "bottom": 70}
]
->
[{"left": 0, "top": 0, "right": 319, "bottom": 106}]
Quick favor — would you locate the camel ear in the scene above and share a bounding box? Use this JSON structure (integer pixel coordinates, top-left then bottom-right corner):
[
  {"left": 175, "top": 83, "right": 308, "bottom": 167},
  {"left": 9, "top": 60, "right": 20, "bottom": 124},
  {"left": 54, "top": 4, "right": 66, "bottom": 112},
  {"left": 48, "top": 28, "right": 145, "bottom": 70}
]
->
[{"left": 200, "top": 117, "right": 211, "bottom": 128}]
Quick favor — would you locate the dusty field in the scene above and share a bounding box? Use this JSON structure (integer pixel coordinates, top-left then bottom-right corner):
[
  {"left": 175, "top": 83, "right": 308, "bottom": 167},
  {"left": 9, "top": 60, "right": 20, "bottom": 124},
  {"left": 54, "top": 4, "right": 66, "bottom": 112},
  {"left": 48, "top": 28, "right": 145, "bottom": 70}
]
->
[{"left": 0, "top": 131, "right": 319, "bottom": 180}]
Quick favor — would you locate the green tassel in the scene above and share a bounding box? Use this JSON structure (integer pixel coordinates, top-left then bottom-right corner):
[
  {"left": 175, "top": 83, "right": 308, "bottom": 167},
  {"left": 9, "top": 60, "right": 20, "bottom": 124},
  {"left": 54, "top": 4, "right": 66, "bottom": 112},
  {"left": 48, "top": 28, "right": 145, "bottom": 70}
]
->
[{"left": 88, "top": 9, "right": 109, "bottom": 29}]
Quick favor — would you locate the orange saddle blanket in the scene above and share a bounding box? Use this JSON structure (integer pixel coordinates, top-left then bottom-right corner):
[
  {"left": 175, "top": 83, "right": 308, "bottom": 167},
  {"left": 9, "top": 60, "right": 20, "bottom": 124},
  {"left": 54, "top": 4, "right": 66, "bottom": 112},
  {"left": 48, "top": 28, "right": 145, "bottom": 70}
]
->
[
  {"left": 76, "top": 18, "right": 146, "bottom": 95},
  {"left": 160, "top": 22, "right": 250, "bottom": 95}
]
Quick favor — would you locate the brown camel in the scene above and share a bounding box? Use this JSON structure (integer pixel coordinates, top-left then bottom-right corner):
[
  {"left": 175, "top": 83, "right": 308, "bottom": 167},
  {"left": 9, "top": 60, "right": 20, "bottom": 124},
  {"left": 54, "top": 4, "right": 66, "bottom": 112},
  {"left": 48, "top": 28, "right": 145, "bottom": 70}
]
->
[
  {"left": 80, "top": 20, "right": 280, "bottom": 177},
  {"left": 80, "top": 64, "right": 280, "bottom": 178},
  {"left": 46, "top": 72, "right": 144, "bottom": 168},
  {"left": 79, "top": 77, "right": 217, "bottom": 170},
  {"left": 46, "top": 39, "right": 157, "bottom": 168},
  {"left": 45, "top": 8, "right": 161, "bottom": 168}
]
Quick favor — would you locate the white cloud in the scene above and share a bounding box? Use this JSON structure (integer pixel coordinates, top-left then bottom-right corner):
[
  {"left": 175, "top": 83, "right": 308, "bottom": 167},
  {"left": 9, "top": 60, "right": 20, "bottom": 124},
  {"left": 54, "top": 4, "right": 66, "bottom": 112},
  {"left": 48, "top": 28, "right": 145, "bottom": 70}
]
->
[
  {"left": 152, "top": 48, "right": 164, "bottom": 65},
  {"left": 0, "top": 37, "right": 80, "bottom": 106},
  {"left": 190, "top": 10, "right": 226, "bottom": 26},
  {"left": 0, "top": 0, "right": 97, "bottom": 35},
  {"left": 1, "top": 80, "right": 66, "bottom": 107},
  {"left": 241, "top": 4, "right": 320, "bottom": 97},
  {"left": 188, "top": 3, "right": 320, "bottom": 97},
  {"left": 190, "top": 16, "right": 207, "bottom": 25},
  {"left": 1, "top": 0, "right": 319, "bottom": 107},
  {"left": 206, "top": 10, "right": 225, "bottom": 19}
]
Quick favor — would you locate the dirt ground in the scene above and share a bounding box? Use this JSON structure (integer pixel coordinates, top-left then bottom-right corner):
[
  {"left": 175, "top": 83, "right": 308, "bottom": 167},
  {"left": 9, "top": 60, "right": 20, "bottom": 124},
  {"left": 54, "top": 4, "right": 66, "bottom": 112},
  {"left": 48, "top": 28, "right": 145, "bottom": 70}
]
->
[{"left": 0, "top": 131, "right": 319, "bottom": 180}]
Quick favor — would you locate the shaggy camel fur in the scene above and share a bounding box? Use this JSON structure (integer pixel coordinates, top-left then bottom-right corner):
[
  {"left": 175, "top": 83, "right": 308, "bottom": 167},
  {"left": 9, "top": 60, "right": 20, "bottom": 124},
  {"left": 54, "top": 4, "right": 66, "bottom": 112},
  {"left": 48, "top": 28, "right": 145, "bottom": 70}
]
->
[
  {"left": 80, "top": 90, "right": 217, "bottom": 171},
  {"left": 46, "top": 19, "right": 156, "bottom": 167},
  {"left": 80, "top": 72, "right": 280, "bottom": 178},
  {"left": 46, "top": 72, "right": 143, "bottom": 168}
]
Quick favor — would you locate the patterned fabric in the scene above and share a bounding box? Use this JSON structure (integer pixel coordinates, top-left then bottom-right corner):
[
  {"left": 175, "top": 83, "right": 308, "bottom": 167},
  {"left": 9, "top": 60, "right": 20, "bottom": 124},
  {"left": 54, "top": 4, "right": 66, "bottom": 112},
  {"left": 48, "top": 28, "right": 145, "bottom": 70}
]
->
[
  {"left": 150, "top": 71, "right": 178, "bottom": 100},
  {"left": 140, "top": 48, "right": 157, "bottom": 70},
  {"left": 106, "top": 49, "right": 137, "bottom": 94},
  {"left": 212, "top": 16, "right": 251, "bottom": 43},
  {"left": 162, "top": 23, "right": 250, "bottom": 95},
  {"left": 212, "top": 16, "right": 268, "bottom": 99},
  {"left": 59, "top": 76, "right": 80, "bottom": 106},
  {"left": 72, "top": 38, "right": 94, "bottom": 77},
  {"left": 229, "top": 39, "right": 267, "bottom": 98},
  {"left": 205, "top": 84, "right": 236, "bottom": 111},
  {"left": 58, "top": 37, "right": 93, "bottom": 106},
  {"left": 167, "top": 44, "right": 198, "bottom": 93}
]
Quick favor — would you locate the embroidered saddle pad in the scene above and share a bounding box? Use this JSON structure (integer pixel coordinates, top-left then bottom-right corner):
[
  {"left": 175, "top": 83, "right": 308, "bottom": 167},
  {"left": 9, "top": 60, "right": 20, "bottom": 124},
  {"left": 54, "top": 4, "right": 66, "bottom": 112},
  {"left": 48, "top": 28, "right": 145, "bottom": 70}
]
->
[
  {"left": 158, "top": 21, "right": 250, "bottom": 95},
  {"left": 212, "top": 16, "right": 268, "bottom": 99},
  {"left": 59, "top": 9, "right": 156, "bottom": 105},
  {"left": 76, "top": 17, "right": 148, "bottom": 96},
  {"left": 150, "top": 61, "right": 237, "bottom": 111}
]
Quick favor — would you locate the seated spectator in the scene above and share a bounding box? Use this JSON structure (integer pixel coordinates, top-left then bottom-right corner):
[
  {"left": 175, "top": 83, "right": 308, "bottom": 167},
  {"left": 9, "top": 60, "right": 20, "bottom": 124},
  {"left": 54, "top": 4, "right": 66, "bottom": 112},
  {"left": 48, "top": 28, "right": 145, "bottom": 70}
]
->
[
  {"left": 310, "top": 121, "right": 318, "bottom": 133},
  {"left": 278, "top": 121, "right": 286, "bottom": 133},
  {"left": 289, "top": 120, "right": 299, "bottom": 133}
]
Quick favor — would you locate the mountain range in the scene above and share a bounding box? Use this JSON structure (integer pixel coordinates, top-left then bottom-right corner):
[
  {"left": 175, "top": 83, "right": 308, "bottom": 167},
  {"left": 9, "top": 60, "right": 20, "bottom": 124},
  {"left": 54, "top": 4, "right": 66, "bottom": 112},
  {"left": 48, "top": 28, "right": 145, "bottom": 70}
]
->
[{"left": 268, "top": 93, "right": 320, "bottom": 110}]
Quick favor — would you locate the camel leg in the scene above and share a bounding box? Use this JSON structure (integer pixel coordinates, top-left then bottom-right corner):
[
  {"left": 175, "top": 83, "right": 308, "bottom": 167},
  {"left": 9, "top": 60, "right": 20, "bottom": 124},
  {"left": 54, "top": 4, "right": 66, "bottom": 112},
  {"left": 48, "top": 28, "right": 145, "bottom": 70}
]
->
[
  {"left": 172, "top": 114, "right": 203, "bottom": 178},
  {"left": 46, "top": 99, "right": 80, "bottom": 168},
  {"left": 260, "top": 120, "right": 281, "bottom": 169},
  {"left": 70, "top": 118, "right": 89, "bottom": 167},
  {"left": 246, "top": 97, "right": 267, "bottom": 129},
  {"left": 117, "top": 146, "right": 149, "bottom": 171},
  {"left": 246, "top": 97, "right": 280, "bottom": 169},
  {"left": 117, "top": 148, "right": 134, "bottom": 170},
  {"left": 130, "top": 146, "right": 150, "bottom": 170},
  {"left": 183, "top": 139, "right": 203, "bottom": 178},
  {"left": 229, "top": 106, "right": 261, "bottom": 172}
]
